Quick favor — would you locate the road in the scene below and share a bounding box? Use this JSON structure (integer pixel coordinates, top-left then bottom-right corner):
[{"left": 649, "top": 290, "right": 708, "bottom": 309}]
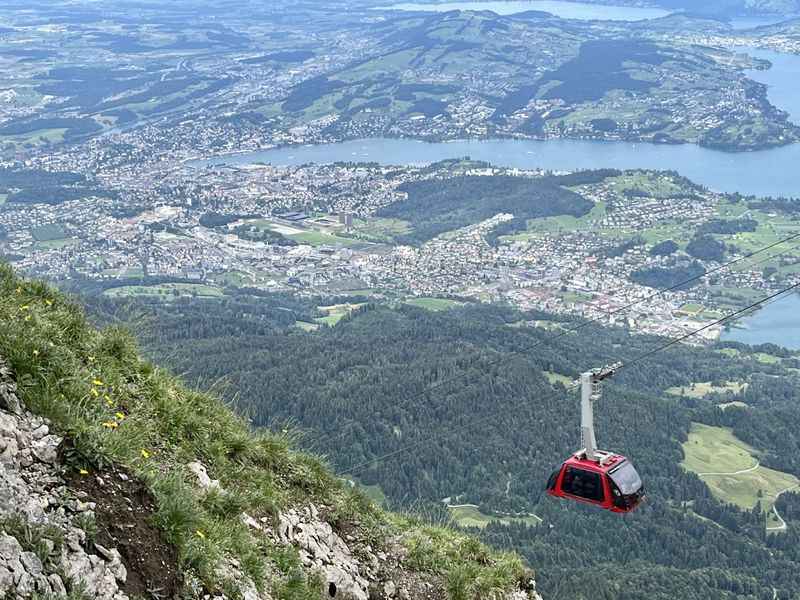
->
[
  {"left": 698, "top": 460, "right": 760, "bottom": 477},
  {"left": 697, "top": 462, "right": 796, "bottom": 532},
  {"left": 767, "top": 485, "right": 798, "bottom": 532}
]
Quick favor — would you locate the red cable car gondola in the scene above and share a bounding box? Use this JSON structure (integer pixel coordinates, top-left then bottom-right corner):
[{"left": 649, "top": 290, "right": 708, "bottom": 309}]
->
[{"left": 546, "top": 363, "right": 645, "bottom": 513}]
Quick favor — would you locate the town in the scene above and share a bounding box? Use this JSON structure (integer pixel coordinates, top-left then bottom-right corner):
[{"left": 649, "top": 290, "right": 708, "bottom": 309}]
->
[{"left": 1, "top": 157, "right": 792, "bottom": 342}]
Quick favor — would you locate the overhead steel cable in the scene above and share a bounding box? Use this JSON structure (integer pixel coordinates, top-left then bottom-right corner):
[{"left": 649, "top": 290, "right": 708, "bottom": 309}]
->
[
  {"left": 303, "top": 232, "right": 800, "bottom": 450},
  {"left": 339, "top": 279, "right": 800, "bottom": 476}
]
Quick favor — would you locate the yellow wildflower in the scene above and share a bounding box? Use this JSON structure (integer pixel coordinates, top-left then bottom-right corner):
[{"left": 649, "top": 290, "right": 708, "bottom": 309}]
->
[
  {"left": 92, "top": 379, "right": 104, "bottom": 386},
  {"left": 90, "top": 388, "right": 100, "bottom": 398},
  {"left": 79, "top": 469, "right": 89, "bottom": 475},
  {"left": 102, "top": 421, "right": 118, "bottom": 429},
  {"left": 45, "top": 299, "right": 53, "bottom": 306},
  {"left": 115, "top": 412, "right": 125, "bottom": 420},
  {"left": 20, "top": 305, "right": 29, "bottom": 311},
  {"left": 141, "top": 449, "right": 150, "bottom": 459},
  {"left": 24, "top": 315, "right": 31, "bottom": 322},
  {"left": 195, "top": 530, "right": 206, "bottom": 539}
]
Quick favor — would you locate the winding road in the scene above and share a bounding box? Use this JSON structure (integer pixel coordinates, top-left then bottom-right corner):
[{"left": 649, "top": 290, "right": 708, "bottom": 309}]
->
[
  {"left": 696, "top": 462, "right": 796, "bottom": 532},
  {"left": 697, "top": 461, "right": 800, "bottom": 531},
  {"left": 767, "top": 485, "right": 798, "bottom": 532},
  {"left": 698, "top": 460, "right": 760, "bottom": 477}
]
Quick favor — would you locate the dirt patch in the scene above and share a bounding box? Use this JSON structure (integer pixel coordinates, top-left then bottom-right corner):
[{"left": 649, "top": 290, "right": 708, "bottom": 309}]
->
[
  {"left": 369, "top": 567, "right": 447, "bottom": 600},
  {"left": 65, "top": 466, "right": 181, "bottom": 599}
]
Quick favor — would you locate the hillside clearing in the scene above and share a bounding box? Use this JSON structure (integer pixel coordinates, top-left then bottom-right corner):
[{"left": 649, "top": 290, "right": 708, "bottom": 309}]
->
[
  {"left": 666, "top": 381, "right": 747, "bottom": 398},
  {"left": 447, "top": 505, "right": 542, "bottom": 530},
  {"left": 404, "top": 297, "right": 463, "bottom": 311},
  {"left": 681, "top": 423, "right": 799, "bottom": 528}
]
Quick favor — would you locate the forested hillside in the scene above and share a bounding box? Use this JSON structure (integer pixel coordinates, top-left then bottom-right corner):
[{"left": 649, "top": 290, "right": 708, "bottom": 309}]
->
[
  {"left": 383, "top": 175, "right": 593, "bottom": 244},
  {"left": 85, "top": 291, "right": 800, "bottom": 599}
]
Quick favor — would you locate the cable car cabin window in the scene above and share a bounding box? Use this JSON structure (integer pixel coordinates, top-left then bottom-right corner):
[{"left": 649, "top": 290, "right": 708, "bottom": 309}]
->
[
  {"left": 608, "top": 461, "right": 642, "bottom": 495},
  {"left": 562, "top": 467, "right": 605, "bottom": 502}
]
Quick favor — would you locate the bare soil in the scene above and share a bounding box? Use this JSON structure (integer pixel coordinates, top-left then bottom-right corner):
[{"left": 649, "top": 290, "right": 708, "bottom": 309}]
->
[{"left": 66, "top": 465, "right": 181, "bottom": 599}]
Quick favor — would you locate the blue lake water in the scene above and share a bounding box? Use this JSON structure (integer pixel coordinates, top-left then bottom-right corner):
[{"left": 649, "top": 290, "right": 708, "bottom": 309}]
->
[
  {"left": 376, "top": 0, "right": 670, "bottom": 20},
  {"left": 721, "top": 294, "right": 800, "bottom": 350},
  {"left": 191, "top": 46, "right": 800, "bottom": 198},
  {"left": 745, "top": 48, "right": 800, "bottom": 124},
  {"left": 378, "top": 0, "right": 797, "bottom": 26},
  {"left": 191, "top": 136, "right": 800, "bottom": 198}
]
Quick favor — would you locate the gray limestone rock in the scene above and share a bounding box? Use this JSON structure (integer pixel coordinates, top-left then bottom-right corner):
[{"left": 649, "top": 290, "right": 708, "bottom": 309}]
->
[
  {"left": 0, "top": 566, "right": 14, "bottom": 595},
  {"left": 187, "top": 461, "right": 221, "bottom": 491},
  {"left": 19, "top": 551, "right": 43, "bottom": 576},
  {"left": 31, "top": 435, "right": 60, "bottom": 464},
  {"left": 48, "top": 573, "right": 67, "bottom": 596}
]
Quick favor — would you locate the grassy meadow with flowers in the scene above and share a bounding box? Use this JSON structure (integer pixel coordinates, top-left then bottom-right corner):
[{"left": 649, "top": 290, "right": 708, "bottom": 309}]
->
[{"left": 0, "top": 262, "right": 531, "bottom": 599}]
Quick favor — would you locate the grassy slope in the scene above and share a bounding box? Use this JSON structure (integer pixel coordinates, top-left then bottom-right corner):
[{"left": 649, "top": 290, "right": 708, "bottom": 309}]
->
[
  {"left": 666, "top": 381, "right": 747, "bottom": 398},
  {"left": 0, "top": 263, "right": 530, "bottom": 599},
  {"left": 681, "top": 423, "right": 799, "bottom": 517},
  {"left": 404, "top": 298, "right": 464, "bottom": 312}
]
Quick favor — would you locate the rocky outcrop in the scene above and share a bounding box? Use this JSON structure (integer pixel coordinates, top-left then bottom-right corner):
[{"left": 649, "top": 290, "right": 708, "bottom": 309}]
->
[
  {"left": 278, "top": 505, "right": 371, "bottom": 600},
  {"left": 0, "top": 359, "right": 22, "bottom": 416},
  {"left": 274, "top": 504, "right": 542, "bottom": 600},
  {"left": 0, "top": 358, "right": 128, "bottom": 600}
]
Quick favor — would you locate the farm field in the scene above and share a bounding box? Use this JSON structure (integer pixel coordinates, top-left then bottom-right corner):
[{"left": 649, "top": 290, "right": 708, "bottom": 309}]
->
[
  {"left": 353, "top": 217, "right": 412, "bottom": 242},
  {"left": 102, "top": 283, "right": 224, "bottom": 299},
  {"left": 315, "top": 303, "right": 365, "bottom": 326}
]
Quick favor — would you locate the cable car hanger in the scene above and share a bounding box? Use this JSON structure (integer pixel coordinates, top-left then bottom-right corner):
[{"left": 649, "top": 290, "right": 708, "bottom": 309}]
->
[{"left": 547, "top": 362, "right": 645, "bottom": 513}]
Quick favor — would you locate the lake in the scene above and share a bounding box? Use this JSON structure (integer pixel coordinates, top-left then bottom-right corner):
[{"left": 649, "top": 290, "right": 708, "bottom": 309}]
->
[
  {"left": 745, "top": 48, "right": 800, "bottom": 124},
  {"left": 378, "top": 0, "right": 797, "bottom": 27},
  {"left": 190, "top": 45, "right": 800, "bottom": 198},
  {"left": 190, "top": 135, "right": 800, "bottom": 198},
  {"left": 721, "top": 294, "right": 800, "bottom": 350},
  {"left": 376, "top": 0, "right": 670, "bottom": 20}
]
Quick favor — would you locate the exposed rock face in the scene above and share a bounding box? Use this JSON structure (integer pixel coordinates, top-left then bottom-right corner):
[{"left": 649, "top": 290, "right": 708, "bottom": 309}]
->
[
  {"left": 0, "top": 360, "right": 127, "bottom": 600},
  {"left": 0, "top": 359, "right": 22, "bottom": 416},
  {"left": 275, "top": 504, "right": 542, "bottom": 600},
  {"left": 278, "top": 506, "right": 370, "bottom": 600}
]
